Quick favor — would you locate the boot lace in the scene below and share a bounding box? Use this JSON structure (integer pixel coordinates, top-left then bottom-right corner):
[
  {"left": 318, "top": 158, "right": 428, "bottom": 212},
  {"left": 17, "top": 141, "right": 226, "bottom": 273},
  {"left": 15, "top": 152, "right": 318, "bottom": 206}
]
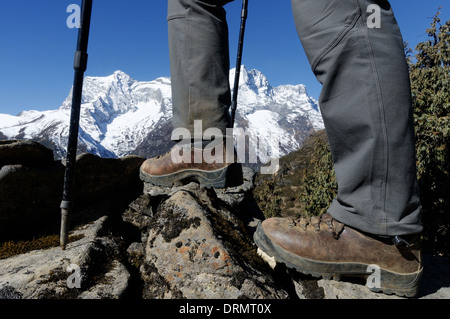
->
[{"left": 289, "top": 214, "right": 345, "bottom": 239}]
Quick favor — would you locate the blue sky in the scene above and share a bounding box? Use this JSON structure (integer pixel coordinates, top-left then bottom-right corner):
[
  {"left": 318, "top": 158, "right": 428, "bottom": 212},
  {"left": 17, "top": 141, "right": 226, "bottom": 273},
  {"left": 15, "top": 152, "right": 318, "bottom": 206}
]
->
[{"left": 0, "top": 0, "right": 449, "bottom": 115}]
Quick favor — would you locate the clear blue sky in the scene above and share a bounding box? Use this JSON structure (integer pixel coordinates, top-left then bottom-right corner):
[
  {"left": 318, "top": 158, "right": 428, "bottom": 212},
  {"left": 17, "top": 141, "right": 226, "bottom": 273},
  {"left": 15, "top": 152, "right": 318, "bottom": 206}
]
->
[{"left": 0, "top": 0, "right": 448, "bottom": 115}]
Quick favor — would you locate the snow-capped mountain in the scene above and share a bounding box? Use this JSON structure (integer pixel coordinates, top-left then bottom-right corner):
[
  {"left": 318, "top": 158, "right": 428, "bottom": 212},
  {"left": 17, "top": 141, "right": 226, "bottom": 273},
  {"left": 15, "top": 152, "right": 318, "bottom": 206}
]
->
[{"left": 0, "top": 67, "right": 324, "bottom": 162}]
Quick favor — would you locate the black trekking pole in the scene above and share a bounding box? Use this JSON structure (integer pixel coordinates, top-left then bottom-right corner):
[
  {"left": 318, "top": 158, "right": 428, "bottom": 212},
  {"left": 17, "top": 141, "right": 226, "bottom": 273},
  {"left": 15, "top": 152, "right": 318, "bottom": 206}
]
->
[
  {"left": 230, "top": 0, "right": 249, "bottom": 127},
  {"left": 60, "top": 0, "right": 93, "bottom": 250}
]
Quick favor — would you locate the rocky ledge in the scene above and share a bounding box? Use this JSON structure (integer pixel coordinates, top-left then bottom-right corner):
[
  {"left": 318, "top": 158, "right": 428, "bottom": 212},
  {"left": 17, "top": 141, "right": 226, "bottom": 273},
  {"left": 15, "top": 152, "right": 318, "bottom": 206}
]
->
[{"left": 0, "top": 140, "right": 449, "bottom": 299}]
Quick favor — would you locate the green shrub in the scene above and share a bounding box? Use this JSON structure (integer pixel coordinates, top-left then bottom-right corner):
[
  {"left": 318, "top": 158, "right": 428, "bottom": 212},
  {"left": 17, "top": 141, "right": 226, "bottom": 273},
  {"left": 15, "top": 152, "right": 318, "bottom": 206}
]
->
[{"left": 407, "top": 10, "right": 450, "bottom": 257}]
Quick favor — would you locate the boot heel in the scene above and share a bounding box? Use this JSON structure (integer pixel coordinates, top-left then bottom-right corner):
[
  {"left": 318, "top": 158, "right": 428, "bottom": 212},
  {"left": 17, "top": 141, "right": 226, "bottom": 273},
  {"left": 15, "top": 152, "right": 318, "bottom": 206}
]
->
[
  {"left": 196, "top": 163, "right": 243, "bottom": 188},
  {"left": 369, "top": 267, "right": 423, "bottom": 298},
  {"left": 140, "top": 163, "right": 243, "bottom": 189}
]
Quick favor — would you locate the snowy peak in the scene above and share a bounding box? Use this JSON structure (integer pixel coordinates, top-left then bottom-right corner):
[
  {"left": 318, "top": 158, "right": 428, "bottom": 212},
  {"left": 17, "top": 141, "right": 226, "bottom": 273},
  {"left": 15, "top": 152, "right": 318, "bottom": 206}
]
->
[
  {"left": 61, "top": 70, "right": 137, "bottom": 111},
  {"left": 231, "top": 65, "right": 273, "bottom": 98},
  {"left": 231, "top": 66, "right": 321, "bottom": 127},
  {"left": 0, "top": 68, "right": 323, "bottom": 161}
]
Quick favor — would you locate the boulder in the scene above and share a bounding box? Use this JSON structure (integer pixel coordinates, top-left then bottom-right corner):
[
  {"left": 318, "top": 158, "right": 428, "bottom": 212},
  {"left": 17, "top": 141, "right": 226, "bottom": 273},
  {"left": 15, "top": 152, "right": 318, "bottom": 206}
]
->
[
  {"left": 0, "top": 162, "right": 65, "bottom": 241},
  {"left": 0, "top": 140, "right": 145, "bottom": 241},
  {"left": 122, "top": 168, "right": 290, "bottom": 299},
  {"left": 0, "top": 140, "right": 55, "bottom": 167},
  {"left": 0, "top": 216, "right": 130, "bottom": 299},
  {"left": 73, "top": 153, "right": 145, "bottom": 205}
]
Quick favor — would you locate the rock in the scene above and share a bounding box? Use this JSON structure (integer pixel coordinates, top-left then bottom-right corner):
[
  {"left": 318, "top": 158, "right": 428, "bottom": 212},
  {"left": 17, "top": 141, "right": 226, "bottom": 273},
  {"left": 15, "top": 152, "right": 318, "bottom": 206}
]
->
[
  {"left": 316, "top": 279, "right": 402, "bottom": 299},
  {"left": 1, "top": 140, "right": 449, "bottom": 300},
  {"left": 123, "top": 168, "right": 289, "bottom": 299},
  {"left": 415, "top": 254, "right": 450, "bottom": 299},
  {"left": 0, "top": 140, "right": 144, "bottom": 241},
  {"left": 0, "top": 162, "right": 65, "bottom": 241},
  {"left": 73, "top": 153, "right": 145, "bottom": 205},
  {"left": 311, "top": 254, "right": 450, "bottom": 299},
  {"left": 0, "top": 140, "right": 55, "bottom": 167},
  {"left": 0, "top": 216, "right": 130, "bottom": 299},
  {"left": 0, "top": 141, "right": 64, "bottom": 237},
  {"left": 78, "top": 260, "right": 130, "bottom": 299}
]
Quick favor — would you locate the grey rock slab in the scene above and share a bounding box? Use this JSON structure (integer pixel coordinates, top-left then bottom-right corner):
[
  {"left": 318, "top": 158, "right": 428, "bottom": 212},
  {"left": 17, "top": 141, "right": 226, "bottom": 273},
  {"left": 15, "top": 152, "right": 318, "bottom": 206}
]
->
[
  {"left": 136, "top": 189, "right": 288, "bottom": 299},
  {"left": 0, "top": 216, "right": 130, "bottom": 299}
]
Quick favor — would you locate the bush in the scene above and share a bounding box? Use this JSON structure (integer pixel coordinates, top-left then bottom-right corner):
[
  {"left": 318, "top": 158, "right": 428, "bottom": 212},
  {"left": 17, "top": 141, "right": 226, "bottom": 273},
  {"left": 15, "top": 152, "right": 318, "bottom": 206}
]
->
[
  {"left": 407, "top": 10, "right": 450, "bottom": 257},
  {"left": 253, "top": 130, "right": 337, "bottom": 219}
]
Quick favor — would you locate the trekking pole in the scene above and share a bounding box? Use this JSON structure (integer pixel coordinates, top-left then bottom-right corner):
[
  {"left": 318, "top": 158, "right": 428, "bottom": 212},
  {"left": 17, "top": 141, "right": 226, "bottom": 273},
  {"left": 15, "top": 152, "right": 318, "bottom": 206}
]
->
[
  {"left": 60, "top": 0, "right": 93, "bottom": 250},
  {"left": 230, "top": 0, "right": 249, "bottom": 127}
]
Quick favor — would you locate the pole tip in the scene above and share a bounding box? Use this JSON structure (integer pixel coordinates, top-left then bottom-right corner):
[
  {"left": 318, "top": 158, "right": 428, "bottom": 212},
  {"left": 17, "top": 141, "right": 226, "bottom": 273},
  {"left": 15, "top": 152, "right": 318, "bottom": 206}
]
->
[
  {"left": 60, "top": 239, "right": 67, "bottom": 250},
  {"left": 60, "top": 207, "right": 70, "bottom": 250}
]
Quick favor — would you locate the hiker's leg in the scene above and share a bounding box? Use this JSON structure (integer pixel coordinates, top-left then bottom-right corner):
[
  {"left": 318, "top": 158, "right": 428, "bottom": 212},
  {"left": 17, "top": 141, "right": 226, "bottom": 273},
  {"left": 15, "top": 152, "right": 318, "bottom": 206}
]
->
[
  {"left": 168, "top": 0, "right": 233, "bottom": 139},
  {"left": 139, "top": 0, "right": 242, "bottom": 189},
  {"left": 291, "top": 0, "right": 422, "bottom": 236}
]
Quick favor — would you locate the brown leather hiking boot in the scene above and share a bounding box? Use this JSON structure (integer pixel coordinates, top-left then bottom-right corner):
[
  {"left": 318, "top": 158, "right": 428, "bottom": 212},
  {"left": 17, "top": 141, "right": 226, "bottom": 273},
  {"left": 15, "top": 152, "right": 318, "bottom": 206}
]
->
[
  {"left": 254, "top": 214, "right": 423, "bottom": 297},
  {"left": 139, "top": 142, "right": 243, "bottom": 188}
]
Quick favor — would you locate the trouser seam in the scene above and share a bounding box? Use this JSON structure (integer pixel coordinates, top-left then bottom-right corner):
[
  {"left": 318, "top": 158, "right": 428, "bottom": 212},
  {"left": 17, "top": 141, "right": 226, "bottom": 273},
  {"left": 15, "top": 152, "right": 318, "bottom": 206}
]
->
[
  {"left": 186, "top": 8, "right": 193, "bottom": 130},
  {"left": 167, "top": 14, "right": 186, "bottom": 21},
  {"left": 357, "top": 3, "right": 390, "bottom": 231},
  {"left": 311, "top": 4, "right": 362, "bottom": 72}
]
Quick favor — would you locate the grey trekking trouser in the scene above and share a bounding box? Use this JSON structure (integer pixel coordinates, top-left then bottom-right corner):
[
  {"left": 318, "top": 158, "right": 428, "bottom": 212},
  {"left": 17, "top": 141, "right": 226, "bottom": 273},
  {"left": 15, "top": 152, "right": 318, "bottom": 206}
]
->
[{"left": 167, "top": 0, "right": 422, "bottom": 237}]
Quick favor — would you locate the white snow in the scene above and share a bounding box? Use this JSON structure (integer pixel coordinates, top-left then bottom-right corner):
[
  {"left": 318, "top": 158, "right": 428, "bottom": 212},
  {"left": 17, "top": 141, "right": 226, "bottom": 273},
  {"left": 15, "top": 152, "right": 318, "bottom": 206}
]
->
[{"left": 0, "top": 67, "right": 323, "bottom": 160}]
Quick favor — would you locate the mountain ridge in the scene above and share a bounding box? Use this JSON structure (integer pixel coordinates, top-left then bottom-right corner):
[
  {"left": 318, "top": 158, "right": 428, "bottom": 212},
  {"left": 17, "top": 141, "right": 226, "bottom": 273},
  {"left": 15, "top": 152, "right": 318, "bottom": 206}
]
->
[{"left": 0, "top": 67, "right": 324, "bottom": 162}]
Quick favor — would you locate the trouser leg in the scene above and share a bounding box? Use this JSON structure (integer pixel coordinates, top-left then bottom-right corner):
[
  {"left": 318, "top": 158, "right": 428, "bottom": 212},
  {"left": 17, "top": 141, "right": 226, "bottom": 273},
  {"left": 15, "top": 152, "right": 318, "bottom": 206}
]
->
[
  {"left": 168, "top": 0, "right": 233, "bottom": 140},
  {"left": 291, "top": 0, "right": 422, "bottom": 236}
]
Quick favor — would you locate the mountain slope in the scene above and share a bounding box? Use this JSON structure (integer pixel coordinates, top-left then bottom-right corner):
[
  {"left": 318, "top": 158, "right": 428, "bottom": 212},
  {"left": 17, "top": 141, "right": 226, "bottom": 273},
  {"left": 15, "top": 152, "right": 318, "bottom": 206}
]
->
[
  {"left": 253, "top": 129, "right": 337, "bottom": 219},
  {"left": 0, "top": 67, "right": 324, "bottom": 162}
]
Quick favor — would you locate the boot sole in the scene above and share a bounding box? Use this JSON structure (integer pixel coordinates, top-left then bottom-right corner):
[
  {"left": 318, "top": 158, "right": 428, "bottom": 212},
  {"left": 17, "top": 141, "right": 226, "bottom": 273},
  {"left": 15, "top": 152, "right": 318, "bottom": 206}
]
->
[
  {"left": 254, "top": 223, "right": 423, "bottom": 298},
  {"left": 140, "top": 162, "right": 243, "bottom": 189}
]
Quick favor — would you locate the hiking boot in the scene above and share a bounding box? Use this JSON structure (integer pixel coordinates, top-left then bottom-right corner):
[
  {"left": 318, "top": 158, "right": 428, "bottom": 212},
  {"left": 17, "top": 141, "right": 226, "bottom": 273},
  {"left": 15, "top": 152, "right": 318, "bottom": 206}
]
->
[
  {"left": 139, "top": 142, "right": 243, "bottom": 188},
  {"left": 253, "top": 214, "right": 423, "bottom": 297}
]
